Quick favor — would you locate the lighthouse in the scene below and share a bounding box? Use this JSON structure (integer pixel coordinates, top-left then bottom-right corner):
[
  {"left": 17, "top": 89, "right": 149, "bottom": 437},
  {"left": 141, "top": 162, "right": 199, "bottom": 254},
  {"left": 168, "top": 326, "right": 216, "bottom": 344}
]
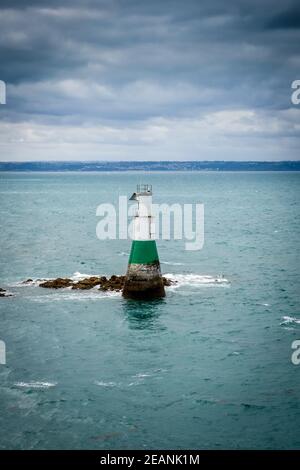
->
[{"left": 122, "top": 184, "right": 165, "bottom": 300}]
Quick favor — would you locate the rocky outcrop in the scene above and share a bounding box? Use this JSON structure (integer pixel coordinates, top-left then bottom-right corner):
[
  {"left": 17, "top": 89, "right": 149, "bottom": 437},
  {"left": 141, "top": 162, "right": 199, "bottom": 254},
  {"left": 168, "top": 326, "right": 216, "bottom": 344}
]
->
[
  {"left": 39, "top": 278, "right": 73, "bottom": 289},
  {"left": 0, "top": 288, "right": 6, "bottom": 297},
  {"left": 162, "top": 277, "right": 173, "bottom": 286},
  {"left": 71, "top": 277, "right": 104, "bottom": 290},
  {"left": 98, "top": 275, "right": 125, "bottom": 292},
  {"left": 0, "top": 288, "right": 13, "bottom": 297},
  {"left": 38, "top": 275, "right": 175, "bottom": 292}
]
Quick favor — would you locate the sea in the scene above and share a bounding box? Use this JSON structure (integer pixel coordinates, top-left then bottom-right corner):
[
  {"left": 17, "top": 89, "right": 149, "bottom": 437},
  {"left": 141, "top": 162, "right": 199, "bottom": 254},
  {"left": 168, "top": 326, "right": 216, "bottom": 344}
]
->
[{"left": 0, "top": 170, "right": 299, "bottom": 449}]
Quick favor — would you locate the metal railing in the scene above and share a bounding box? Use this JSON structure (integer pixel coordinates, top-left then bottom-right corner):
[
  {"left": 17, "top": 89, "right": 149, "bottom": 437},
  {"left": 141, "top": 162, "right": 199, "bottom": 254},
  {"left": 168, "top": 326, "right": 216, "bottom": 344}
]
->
[{"left": 137, "top": 184, "right": 152, "bottom": 194}]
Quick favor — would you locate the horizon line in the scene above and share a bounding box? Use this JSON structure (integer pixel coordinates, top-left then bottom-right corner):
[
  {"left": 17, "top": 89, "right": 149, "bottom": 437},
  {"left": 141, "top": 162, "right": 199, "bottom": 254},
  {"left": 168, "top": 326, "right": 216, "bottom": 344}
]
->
[{"left": 1, "top": 160, "right": 300, "bottom": 164}]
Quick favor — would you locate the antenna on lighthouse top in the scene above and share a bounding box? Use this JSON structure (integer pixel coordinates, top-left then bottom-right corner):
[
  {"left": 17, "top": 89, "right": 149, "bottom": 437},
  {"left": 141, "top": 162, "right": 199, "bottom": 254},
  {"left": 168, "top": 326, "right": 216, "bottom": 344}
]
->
[
  {"left": 137, "top": 184, "right": 152, "bottom": 195},
  {"left": 129, "top": 184, "right": 152, "bottom": 200}
]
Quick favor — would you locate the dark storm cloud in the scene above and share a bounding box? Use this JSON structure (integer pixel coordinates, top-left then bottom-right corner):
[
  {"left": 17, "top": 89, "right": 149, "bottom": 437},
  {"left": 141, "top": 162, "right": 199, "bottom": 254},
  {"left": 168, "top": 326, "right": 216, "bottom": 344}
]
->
[
  {"left": 267, "top": 6, "right": 300, "bottom": 29},
  {"left": 0, "top": 0, "right": 299, "bottom": 160},
  {"left": 0, "top": 0, "right": 297, "bottom": 85}
]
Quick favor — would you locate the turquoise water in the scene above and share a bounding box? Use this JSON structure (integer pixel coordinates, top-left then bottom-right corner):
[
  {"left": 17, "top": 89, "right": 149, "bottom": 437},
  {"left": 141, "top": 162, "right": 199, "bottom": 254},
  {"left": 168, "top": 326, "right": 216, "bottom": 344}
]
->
[{"left": 0, "top": 171, "right": 299, "bottom": 449}]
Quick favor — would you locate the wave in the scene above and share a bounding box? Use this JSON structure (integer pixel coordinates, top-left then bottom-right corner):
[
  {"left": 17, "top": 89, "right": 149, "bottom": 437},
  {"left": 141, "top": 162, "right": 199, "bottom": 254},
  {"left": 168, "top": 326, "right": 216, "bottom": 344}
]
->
[
  {"left": 281, "top": 316, "right": 300, "bottom": 325},
  {"left": 161, "top": 261, "right": 184, "bottom": 266},
  {"left": 31, "top": 290, "right": 121, "bottom": 302},
  {"left": 165, "top": 273, "right": 230, "bottom": 288},
  {"left": 14, "top": 381, "right": 57, "bottom": 389},
  {"left": 132, "top": 372, "right": 152, "bottom": 378},
  {"left": 70, "top": 271, "right": 99, "bottom": 281},
  {"left": 95, "top": 369, "right": 166, "bottom": 389},
  {"left": 94, "top": 380, "right": 118, "bottom": 388},
  {"left": 94, "top": 380, "right": 141, "bottom": 388}
]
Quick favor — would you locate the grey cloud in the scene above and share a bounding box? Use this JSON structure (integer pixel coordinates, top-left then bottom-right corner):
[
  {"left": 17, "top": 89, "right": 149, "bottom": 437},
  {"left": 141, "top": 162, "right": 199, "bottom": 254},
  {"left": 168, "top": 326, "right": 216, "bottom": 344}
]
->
[
  {"left": 267, "top": 6, "right": 300, "bottom": 29},
  {"left": 0, "top": 0, "right": 299, "bottom": 161}
]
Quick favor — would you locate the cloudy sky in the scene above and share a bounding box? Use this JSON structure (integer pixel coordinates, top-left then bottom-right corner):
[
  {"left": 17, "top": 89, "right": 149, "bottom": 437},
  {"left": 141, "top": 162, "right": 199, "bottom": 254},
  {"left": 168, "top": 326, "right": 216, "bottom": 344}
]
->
[{"left": 0, "top": 0, "right": 299, "bottom": 161}]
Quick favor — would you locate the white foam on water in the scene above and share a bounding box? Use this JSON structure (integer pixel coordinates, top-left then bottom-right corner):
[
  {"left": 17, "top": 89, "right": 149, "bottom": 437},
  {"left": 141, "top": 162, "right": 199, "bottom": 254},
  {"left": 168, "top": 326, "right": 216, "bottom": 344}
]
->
[
  {"left": 164, "top": 273, "right": 230, "bottom": 288},
  {"left": 12, "top": 272, "right": 229, "bottom": 297},
  {"left": 132, "top": 372, "right": 152, "bottom": 378},
  {"left": 118, "top": 251, "right": 130, "bottom": 257},
  {"left": 281, "top": 316, "right": 300, "bottom": 325},
  {"left": 14, "top": 381, "right": 57, "bottom": 389},
  {"left": 132, "top": 368, "right": 167, "bottom": 379},
  {"left": 71, "top": 271, "right": 100, "bottom": 281},
  {"left": 161, "top": 261, "right": 185, "bottom": 266},
  {"left": 31, "top": 290, "right": 121, "bottom": 302},
  {"left": 94, "top": 368, "right": 168, "bottom": 390},
  {"left": 95, "top": 380, "right": 118, "bottom": 388}
]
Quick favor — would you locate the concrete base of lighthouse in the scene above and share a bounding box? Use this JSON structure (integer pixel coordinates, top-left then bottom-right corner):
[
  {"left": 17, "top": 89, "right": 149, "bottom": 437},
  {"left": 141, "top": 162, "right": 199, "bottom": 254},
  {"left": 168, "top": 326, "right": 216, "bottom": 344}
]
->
[
  {"left": 122, "top": 240, "right": 165, "bottom": 300},
  {"left": 122, "top": 262, "right": 165, "bottom": 300}
]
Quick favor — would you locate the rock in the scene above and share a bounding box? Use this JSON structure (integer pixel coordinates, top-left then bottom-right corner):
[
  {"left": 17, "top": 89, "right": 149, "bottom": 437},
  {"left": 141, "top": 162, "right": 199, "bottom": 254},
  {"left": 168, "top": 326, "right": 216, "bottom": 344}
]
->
[
  {"left": 39, "top": 278, "right": 73, "bottom": 289},
  {"left": 99, "top": 275, "right": 125, "bottom": 291},
  {"left": 162, "top": 277, "right": 175, "bottom": 286},
  {"left": 36, "top": 274, "right": 175, "bottom": 293},
  {"left": 0, "top": 288, "right": 13, "bottom": 297},
  {"left": 100, "top": 285, "right": 108, "bottom": 291},
  {"left": 72, "top": 276, "right": 102, "bottom": 290}
]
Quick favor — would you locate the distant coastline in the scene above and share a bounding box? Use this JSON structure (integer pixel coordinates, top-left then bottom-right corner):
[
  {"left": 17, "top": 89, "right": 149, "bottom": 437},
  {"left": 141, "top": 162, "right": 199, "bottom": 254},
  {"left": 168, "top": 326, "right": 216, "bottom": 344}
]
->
[{"left": 0, "top": 161, "right": 299, "bottom": 172}]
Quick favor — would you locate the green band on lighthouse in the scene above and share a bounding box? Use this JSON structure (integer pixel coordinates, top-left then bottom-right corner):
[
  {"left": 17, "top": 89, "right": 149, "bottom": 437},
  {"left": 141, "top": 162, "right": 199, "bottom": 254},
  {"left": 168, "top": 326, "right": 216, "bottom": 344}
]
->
[{"left": 128, "top": 240, "right": 159, "bottom": 265}]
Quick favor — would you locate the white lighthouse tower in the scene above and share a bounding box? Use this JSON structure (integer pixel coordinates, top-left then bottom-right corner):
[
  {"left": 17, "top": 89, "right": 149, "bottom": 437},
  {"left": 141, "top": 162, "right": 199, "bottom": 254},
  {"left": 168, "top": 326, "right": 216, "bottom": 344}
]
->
[
  {"left": 130, "top": 184, "right": 155, "bottom": 241},
  {"left": 122, "top": 184, "right": 165, "bottom": 300}
]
